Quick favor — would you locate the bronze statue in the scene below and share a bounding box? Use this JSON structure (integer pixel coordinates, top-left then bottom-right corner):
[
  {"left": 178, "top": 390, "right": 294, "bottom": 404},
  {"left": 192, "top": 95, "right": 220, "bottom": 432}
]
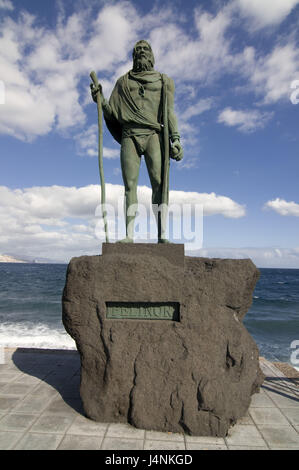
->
[{"left": 91, "top": 40, "right": 183, "bottom": 243}]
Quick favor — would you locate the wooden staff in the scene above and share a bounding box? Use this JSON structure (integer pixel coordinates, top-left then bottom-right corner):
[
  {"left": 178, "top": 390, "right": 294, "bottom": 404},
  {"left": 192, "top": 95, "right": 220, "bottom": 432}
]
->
[
  {"left": 90, "top": 70, "right": 109, "bottom": 243},
  {"left": 161, "top": 74, "right": 170, "bottom": 240}
]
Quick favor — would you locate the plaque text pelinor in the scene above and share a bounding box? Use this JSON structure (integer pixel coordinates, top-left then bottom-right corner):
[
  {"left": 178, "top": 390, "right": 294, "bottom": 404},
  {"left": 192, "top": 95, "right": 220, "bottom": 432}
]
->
[{"left": 106, "top": 302, "right": 180, "bottom": 321}]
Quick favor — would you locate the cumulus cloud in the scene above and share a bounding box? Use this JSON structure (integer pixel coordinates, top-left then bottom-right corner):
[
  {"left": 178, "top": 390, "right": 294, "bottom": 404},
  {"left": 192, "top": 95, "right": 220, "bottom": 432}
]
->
[
  {"left": 175, "top": 97, "right": 214, "bottom": 167},
  {"left": 180, "top": 98, "right": 214, "bottom": 122},
  {"left": 265, "top": 198, "right": 299, "bottom": 216},
  {"left": 0, "top": 184, "right": 245, "bottom": 220},
  {"left": 236, "top": 0, "right": 299, "bottom": 29},
  {"left": 248, "top": 43, "right": 299, "bottom": 104},
  {"left": 0, "top": 4, "right": 139, "bottom": 141},
  {"left": 74, "top": 124, "right": 120, "bottom": 158},
  {"left": 193, "top": 246, "right": 299, "bottom": 268},
  {"left": 0, "top": 0, "right": 14, "bottom": 10},
  {"left": 148, "top": 5, "right": 237, "bottom": 83},
  {"left": 103, "top": 148, "right": 120, "bottom": 159},
  {"left": 218, "top": 107, "right": 273, "bottom": 132},
  {"left": 169, "top": 190, "right": 245, "bottom": 218},
  {"left": 0, "top": 12, "right": 84, "bottom": 140},
  {"left": 0, "top": 0, "right": 298, "bottom": 144},
  {"left": 178, "top": 157, "right": 199, "bottom": 170},
  {"left": 0, "top": 184, "right": 245, "bottom": 261},
  {"left": 2, "top": 183, "right": 298, "bottom": 267}
]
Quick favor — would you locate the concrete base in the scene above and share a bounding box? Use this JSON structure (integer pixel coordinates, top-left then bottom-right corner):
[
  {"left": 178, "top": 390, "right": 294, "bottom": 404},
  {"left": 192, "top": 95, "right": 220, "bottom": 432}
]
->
[{"left": 62, "top": 244, "right": 264, "bottom": 437}]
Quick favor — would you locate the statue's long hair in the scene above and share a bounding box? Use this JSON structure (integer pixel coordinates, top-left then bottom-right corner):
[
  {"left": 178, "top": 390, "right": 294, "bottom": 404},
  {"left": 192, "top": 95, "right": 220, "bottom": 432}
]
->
[{"left": 132, "top": 40, "right": 155, "bottom": 71}]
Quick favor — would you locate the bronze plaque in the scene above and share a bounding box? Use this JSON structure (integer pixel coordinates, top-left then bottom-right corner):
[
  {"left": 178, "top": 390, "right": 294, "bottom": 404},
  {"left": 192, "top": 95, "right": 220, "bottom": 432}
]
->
[{"left": 106, "top": 302, "right": 180, "bottom": 321}]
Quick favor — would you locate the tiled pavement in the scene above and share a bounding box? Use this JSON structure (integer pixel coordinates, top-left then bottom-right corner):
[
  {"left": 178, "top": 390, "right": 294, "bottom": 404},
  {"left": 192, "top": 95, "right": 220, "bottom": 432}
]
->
[{"left": 0, "top": 348, "right": 298, "bottom": 450}]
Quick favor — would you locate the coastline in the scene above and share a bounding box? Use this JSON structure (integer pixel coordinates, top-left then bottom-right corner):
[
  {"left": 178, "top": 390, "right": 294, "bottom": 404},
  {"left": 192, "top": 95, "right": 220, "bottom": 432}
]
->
[{"left": 0, "top": 256, "right": 27, "bottom": 263}]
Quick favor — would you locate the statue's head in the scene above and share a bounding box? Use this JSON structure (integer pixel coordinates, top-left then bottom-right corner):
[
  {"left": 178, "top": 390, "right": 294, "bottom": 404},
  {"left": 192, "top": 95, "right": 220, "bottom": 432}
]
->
[{"left": 132, "top": 40, "right": 155, "bottom": 72}]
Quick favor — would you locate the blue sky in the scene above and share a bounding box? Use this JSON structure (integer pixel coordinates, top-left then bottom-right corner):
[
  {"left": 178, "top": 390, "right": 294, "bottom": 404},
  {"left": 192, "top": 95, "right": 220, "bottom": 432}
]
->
[{"left": 0, "top": 0, "right": 299, "bottom": 267}]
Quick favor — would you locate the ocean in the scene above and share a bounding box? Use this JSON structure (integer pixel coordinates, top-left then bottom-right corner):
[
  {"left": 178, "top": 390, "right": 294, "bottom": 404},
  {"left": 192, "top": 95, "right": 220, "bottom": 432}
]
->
[{"left": 0, "top": 263, "right": 298, "bottom": 368}]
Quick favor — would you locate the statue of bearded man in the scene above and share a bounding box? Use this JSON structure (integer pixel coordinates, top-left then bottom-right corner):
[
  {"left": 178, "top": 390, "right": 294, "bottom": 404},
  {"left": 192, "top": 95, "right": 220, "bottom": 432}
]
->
[{"left": 91, "top": 40, "right": 183, "bottom": 243}]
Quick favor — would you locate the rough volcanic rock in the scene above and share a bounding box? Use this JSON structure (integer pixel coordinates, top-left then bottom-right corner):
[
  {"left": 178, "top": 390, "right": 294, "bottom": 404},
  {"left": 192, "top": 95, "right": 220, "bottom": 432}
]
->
[{"left": 62, "top": 245, "right": 264, "bottom": 437}]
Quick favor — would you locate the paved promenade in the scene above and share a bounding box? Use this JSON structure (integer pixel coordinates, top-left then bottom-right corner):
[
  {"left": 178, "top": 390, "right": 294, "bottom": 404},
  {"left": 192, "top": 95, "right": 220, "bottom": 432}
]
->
[{"left": 0, "top": 348, "right": 298, "bottom": 450}]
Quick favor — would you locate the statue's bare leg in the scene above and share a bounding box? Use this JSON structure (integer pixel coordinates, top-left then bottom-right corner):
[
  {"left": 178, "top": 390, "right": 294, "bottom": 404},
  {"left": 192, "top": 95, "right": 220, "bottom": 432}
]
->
[
  {"left": 119, "top": 137, "right": 141, "bottom": 242},
  {"left": 144, "top": 133, "right": 169, "bottom": 243}
]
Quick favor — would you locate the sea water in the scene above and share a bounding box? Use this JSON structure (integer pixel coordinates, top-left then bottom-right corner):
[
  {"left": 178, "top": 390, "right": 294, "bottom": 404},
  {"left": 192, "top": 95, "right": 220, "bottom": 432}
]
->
[
  {"left": 0, "top": 263, "right": 75, "bottom": 350},
  {"left": 0, "top": 263, "right": 298, "bottom": 367}
]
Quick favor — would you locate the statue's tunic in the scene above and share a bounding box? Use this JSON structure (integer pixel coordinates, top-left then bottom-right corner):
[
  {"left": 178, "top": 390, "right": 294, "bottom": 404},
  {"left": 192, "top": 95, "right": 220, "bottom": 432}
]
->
[
  {"left": 102, "top": 70, "right": 180, "bottom": 207},
  {"left": 102, "top": 70, "right": 179, "bottom": 148}
]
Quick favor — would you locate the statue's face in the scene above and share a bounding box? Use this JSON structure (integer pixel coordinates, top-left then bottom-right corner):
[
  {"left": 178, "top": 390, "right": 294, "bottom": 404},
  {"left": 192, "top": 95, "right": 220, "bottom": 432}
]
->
[
  {"left": 135, "top": 42, "right": 151, "bottom": 60},
  {"left": 132, "top": 41, "right": 154, "bottom": 72}
]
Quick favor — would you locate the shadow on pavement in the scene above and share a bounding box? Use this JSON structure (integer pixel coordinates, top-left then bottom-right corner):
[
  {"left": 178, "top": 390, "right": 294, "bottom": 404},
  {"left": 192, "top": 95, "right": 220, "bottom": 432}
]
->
[
  {"left": 12, "top": 347, "right": 85, "bottom": 416},
  {"left": 261, "top": 376, "right": 299, "bottom": 402}
]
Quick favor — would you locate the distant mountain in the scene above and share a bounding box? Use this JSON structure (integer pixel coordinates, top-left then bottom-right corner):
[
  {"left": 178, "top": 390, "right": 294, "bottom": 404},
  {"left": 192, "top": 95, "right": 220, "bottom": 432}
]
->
[
  {"left": 0, "top": 254, "right": 64, "bottom": 264},
  {"left": 0, "top": 254, "right": 27, "bottom": 263}
]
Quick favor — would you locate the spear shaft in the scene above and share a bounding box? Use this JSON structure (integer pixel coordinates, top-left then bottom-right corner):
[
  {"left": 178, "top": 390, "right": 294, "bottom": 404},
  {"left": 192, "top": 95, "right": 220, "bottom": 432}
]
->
[{"left": 90, "top": 70, "right": 109, "bottom": 243}]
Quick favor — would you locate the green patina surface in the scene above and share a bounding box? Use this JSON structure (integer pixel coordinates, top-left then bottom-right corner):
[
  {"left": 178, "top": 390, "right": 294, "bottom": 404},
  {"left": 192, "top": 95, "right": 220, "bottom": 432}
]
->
[
  {"left": 106, "top": 302, "right": 180, "bottom": 321},
  {"left": 91, "top": 40, "right": 183, "bottom": 243}
]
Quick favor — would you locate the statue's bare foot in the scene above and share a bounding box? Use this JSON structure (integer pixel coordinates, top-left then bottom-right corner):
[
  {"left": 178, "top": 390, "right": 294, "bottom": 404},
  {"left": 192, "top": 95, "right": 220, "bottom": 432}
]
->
[
  {"left": 116, "top": 237, "right": 134, "bottom": 243},
  {"left": 158, "top": 238, "right": 171, "bottom": 244}
]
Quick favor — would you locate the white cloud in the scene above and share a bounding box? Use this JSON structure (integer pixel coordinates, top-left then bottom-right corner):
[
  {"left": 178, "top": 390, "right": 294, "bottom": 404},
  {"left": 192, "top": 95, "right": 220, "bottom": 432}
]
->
[
  {"left": 169, "top": 190, "right": 245, "bottom": 218},
  {"left": 74, "top": 124, "right": 120, "bottom": 158},
  {"left": 249, "top": 43, "right": 299, "bottom": 104},
  {"left": 74, "top": 124, "right": 97, "bottom": 157},
  {"left": 0, "top": 184, "right": 245, "bottom": 261},
  {"left": 179, "top": 157, "right": 199, "bottom": 170},
  {"left": 180, "top": 98, "right": 214, "bottom": 121},
  {"left": 236, "top": 0, "right": 299, "bottom": 29},
  {"left": 176, "top": 97, "right": 213, "bottom": 164},
  {"left": 0, "top": 1, "right": 298, "bottom": 144},
  {"left": 0, "top": 13, "right": 84, "bottom": 140},
  {"left": 4, "top": 184, "right": 298, "bottom": 267},
  {"left": 265, "top": 198, "right": 299, "bottom": 216},
  {"left": 0, "top": 4, "right": 139, "bottom": 141},
  {"left": 103, "top": 147, "right": 120, "bottom": 159},
  {"left": 0, "top": 0, "right": 14, "bottom": 10},
  {"left": 148, "top": 5, "right": 236, "bottom": 83},
  {"left": 192, "top": 246, "right": 299, "bottom": 268},
  {"left": 218, "top": 107, "right": 273, "bottom": 132}
]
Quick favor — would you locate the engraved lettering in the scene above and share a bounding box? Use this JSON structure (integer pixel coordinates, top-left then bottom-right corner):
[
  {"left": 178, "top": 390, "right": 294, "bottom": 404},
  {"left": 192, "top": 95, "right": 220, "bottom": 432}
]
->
[{"left": 106, "top": 302, "right": 179, "bottom": 321}]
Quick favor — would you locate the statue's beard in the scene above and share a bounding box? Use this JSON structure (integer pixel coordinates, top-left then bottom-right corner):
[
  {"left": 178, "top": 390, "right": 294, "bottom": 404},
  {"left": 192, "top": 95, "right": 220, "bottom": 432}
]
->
[{"left": 133, "top": 57, "right": 154, "bottom": 72}]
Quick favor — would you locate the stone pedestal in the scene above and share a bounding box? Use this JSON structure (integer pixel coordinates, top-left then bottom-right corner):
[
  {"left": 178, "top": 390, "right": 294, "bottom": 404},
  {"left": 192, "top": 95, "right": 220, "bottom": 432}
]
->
[{"left": 62, "top": 244, "right": 264, "bottom": 437}]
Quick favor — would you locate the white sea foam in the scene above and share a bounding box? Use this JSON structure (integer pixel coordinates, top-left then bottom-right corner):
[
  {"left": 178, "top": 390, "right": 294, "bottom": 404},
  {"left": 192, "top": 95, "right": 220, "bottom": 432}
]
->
[{"left": 0, "top": 322, "right": 76, "bottom": 350}]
